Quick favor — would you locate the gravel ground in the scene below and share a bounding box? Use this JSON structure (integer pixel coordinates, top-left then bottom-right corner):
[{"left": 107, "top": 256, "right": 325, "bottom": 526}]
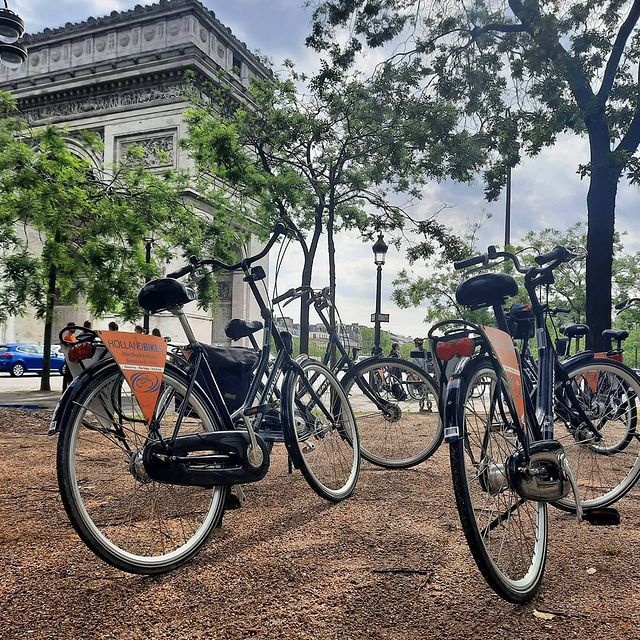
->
[{"left": 1, "top": 407, "right": 639, "bottom": 640}]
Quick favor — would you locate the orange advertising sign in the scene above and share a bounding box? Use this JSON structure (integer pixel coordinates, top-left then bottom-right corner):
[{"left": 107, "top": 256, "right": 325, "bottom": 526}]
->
[
  {"left": 99, "top": 331, "right": 167, "bottom": 424},
  {"left": 483, "top": 326, "right": 525, "bottom": 425}
]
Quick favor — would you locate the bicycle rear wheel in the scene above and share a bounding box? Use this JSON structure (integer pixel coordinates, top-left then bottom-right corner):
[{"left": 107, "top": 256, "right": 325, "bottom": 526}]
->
[
  {"left": 449, "top": 357, "right": 548, "bottom": 603},
  {"left": 56, "top": 360, "right": 226, "bottom": 574},
  {"left": 282, "top": 358, "right": 360, "bottom": 501},
  {"left": 342, "top": 358, "right": 441, "bottom": 468},
  {"left": 554, "top": 358, "right": 640, "bottom": 511}
]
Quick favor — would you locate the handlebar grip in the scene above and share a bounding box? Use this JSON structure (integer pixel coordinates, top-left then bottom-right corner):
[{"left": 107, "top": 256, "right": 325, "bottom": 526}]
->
[
  {"left": 454, "top": 255, "right": 486, "bottom": 270},
  {"left": 615, "top": 300, "right": 628, "bottom": 310},
  {"left": 167, "top": 265, "right": 194, "bottom": 279},
  {"left": 273, "top": 288, "right": 296, "bottom": 305},
  {"left": 534, "top": 245, "right": 567, "bottom": 266}
]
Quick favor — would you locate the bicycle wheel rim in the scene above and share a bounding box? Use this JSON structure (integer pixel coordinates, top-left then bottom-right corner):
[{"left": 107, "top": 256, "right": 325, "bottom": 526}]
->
[
  {"left": 58, "top": 362, "right": 225, "bottom": 573},
  {"left": 344, "top": 358, "right": 442, "bottom": 468},
  {"left": 283, "top": 359, "right": 360, "bottom": 501},
  {"left": 451, "top": 361, "right": 547, "bottom": 602},
  {"left": 555, "top": 360, "right": 640, "bottom": 510}
]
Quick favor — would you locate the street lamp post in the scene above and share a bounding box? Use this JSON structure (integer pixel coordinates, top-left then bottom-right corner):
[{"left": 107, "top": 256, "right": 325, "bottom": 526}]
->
[
  {"left": 371, "top": 233, "right": 388, "bottom": 356},
  {"left": 0, "top": 2, "right": 27, "bottom": 70}
]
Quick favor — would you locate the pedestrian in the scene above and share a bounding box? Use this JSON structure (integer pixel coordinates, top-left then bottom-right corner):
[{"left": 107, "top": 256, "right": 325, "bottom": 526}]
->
[
  {"left": 387, "top": 342, "right": 406, "bottom": 400},
  {"left": 61, "top": 322, "right": 76, "bottom": 391},
  {"left": 151, "top": 328, "right": 161, "bottom": 337},
  {"left": 107, "top": 321, "right": 119, "bottom": 331},
  {"left": 134, "top": 325, "right": 143, "bottom": 334},
  {"left": 83, "top": 320, "right": 91, "bottom": 329},
  {"left": 410, "top": 337, "right": 431, "bottom": 373}
]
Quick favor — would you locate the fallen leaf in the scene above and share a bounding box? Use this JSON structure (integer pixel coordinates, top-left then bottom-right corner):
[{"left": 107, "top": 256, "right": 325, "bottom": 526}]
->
[
  {"left": 533, "top": 609, "right": 556, "bottom": 621},
  {"left": 586, "top": 567, "right": 597, "bottom": 575}
]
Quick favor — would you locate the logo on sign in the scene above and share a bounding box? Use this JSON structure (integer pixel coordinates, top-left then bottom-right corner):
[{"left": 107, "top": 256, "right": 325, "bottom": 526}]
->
[{"left": 131, "top": 372, "right": 162, "bottom": 393}]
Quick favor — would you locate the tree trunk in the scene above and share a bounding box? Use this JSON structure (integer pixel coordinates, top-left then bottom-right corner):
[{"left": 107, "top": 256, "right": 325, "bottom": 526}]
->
[
  {"left": 298, "top": 209, "right": 324, "bottom": 355},
  {"left": 40, "top": 251, "right": 58, "bottom": 392},
  {"left": 585, "top": 159, "right": 620, "bottom": 351},
  {"left": 328, "top": 206, "right": 337, "bottom": 367}
]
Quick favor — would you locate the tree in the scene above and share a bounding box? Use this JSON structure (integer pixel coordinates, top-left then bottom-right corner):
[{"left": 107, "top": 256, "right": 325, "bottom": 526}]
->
[
  {"left": 308, "top": 0, "right": 640, "bottom": 349},
  {"left": 183, "top": 65, "right": 477, "bottom": 352},
  {"left": 517, "top": 222, "right": 640, "bottom": 323},
  {"left": 0, "top": 91, "right": 238, "bottom": 390}
]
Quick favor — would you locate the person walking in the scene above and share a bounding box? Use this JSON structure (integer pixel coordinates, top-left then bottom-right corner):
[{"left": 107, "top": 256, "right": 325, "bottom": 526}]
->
[
  {"left": 107, "top": 321, "right": 119, "bottom": 331},
  {"left": 61, "top": 322, "right": 77, "bottom": 391}
]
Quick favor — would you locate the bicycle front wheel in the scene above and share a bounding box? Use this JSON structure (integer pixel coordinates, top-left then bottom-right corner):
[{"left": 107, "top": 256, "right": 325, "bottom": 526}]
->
[
  {"left": 342, "top": 358, "right": 441, "bottom": 468},
  {"left": 449, "top": 357, "right": 548, "bottom": 603},
  {"left": 554, "top": 358, "right": 640, "bottom": 511},
  {"left": 282, "top": 358, "right": 360, "bottom": 502},
  {"left": 56, "top": 360, "right": 227, "bottom": 574}
]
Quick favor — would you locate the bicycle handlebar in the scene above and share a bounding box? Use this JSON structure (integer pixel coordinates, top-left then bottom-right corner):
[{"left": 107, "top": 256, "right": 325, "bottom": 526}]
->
[
  {"left": 455, "top": 244, "right": 583, "bottom": 276},
  {"left": 167, "top": 222, "right": 291, "bottom": 279},
  {"left": 534, "top": 245, "right": 571, "bottom": 266},
  {"left": 453, "top": 254, "right": 487, "bottom": 270},
  {"left": 272, "top": 285, "right": 332, "bottom": 308}
]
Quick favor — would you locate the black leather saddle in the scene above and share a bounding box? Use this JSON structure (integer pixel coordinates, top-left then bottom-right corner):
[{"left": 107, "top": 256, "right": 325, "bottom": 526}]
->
[
  {"left": 225, "top": 319, "right": 264, "bottom": 341},
  {"left": 562, "top": 324, "right": 589, "bottom": 339},
  {"left": 456, "top": 273, "right": 518, "bottom": 309}
]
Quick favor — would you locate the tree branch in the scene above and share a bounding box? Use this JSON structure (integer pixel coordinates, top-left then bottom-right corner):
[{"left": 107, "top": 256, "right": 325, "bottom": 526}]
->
[{"left": 597, "top": 0, "right": 640, "bottom": 104}]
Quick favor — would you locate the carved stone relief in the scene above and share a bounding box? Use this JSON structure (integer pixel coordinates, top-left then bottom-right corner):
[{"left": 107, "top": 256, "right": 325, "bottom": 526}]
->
[
  {"left": 22, "top": 82, "right": 184, "bottom": 121},
  {"left": 117, "top": 131, "right": 177, "bottom": 169}
]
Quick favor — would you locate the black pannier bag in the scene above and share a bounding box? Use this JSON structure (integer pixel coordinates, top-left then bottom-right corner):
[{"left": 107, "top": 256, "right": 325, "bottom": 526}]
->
[{"left": 197, "top": 345, "right": 259, "bottom": 412}]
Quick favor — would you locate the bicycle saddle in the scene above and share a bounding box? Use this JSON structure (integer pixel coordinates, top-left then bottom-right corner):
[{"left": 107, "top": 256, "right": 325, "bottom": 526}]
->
[
  {"left": 562, "top": 324, "right": 589, "bottom": 339},
  {"left": 225, "top": 318, "right": 264, "bottom": 340},
  {"left": 137, "top": 278, "right": 196, "bottom": 313},
  {"left": 602, "top": 329, "right": 629, "bottom": 341},
  {"left": 455, "top": 273, "right": 518, "bottom": 309}
]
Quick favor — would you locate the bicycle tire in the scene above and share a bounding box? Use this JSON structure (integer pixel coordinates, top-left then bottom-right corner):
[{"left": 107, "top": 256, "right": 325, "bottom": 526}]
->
[
  {"left": 56, "top": 360, "right": 227, "bottom": 574},
  {"left": 281, "top": 357, "right": 360, "bottom": 502},
  {"left": 554, "top": 358, "right": 640, "bottom": 511},
  {"left": 449, "top": 357, "right": 548, "bottom": 603},
  {"left": 341, "top": 358, "right": 442, "bottom": 468}
]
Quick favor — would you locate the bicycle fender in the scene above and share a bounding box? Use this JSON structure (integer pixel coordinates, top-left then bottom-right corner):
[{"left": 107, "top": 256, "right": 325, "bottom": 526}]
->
[
  {"left": 561, "top": 351, "right": 595, "bottom": 369},
  {"left": 443, "top": 375, "right": 464, "bottom": 442}
]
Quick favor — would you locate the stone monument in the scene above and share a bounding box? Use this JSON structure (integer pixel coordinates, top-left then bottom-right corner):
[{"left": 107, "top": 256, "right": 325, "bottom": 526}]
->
[{"left": 0, "top": 0, "right": 270, "bottom": 345}]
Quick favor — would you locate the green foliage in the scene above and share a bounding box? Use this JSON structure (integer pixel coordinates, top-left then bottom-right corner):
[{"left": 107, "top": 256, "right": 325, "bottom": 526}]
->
[
  {"left": 392, "top": 216, "right": 495, "bottom": 325},
  {"left": 183, "top": 65, "right": 476, "bottom": 283},
  {"left": 307, "top": 0, "right": 640, "bottom": 194},
  {"left": 0, "top": 91, "right": 240, "bottom": 325},
  {"left": 514, "top": 222, "right": 640, "bottom": 324}
]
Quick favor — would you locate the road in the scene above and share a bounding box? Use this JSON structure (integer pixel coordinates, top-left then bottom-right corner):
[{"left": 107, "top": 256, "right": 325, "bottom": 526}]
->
[{"left": 0, "top": 372, "right": 63, "bottom": 392}]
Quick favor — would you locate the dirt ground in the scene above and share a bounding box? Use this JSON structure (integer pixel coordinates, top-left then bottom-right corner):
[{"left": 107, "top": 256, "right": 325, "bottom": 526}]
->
[{"left": 1, "top": 407, "right": 639, "bottom": 640}]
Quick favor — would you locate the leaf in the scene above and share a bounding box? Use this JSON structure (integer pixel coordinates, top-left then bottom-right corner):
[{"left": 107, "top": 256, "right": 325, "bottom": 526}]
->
[
  {"left": 533, "top": 609, "right": 556, "bottom": 620},
  {"left": 586, "top": 567, "right": 597, "bottom": 575}
]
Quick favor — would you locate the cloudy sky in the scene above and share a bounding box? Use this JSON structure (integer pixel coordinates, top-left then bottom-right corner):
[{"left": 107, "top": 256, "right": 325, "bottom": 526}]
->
[{"left": 11, "top": 0, "right": 640, "bottom": 339}]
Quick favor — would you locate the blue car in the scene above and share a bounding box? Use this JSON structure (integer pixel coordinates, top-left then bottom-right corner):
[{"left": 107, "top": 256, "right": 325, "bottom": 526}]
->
[{"left": 0, "top": 343, "right": 66, "bottom": 377}]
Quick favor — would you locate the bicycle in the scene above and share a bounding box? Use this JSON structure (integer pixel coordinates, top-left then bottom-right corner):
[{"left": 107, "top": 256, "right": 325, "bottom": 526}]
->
[
  {"left": 429, "top": 244, "right": 640, "bottom": 602},
  {"left": 273, "top": 285, "right": 441, "bottom": 468},
  {"left": 50, "top": 223, "right": 360, "bottom": 575}
]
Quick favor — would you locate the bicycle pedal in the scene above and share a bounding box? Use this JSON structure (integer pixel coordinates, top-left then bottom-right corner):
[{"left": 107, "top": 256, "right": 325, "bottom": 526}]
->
[{"left": 582, "top": 507, "right": 620, "bottom": 526}]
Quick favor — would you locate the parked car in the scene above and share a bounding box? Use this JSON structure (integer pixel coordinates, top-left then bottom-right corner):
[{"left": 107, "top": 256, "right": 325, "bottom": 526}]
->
[{"left": 0, "top": 343, "right": 66, "bottom": 377}]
